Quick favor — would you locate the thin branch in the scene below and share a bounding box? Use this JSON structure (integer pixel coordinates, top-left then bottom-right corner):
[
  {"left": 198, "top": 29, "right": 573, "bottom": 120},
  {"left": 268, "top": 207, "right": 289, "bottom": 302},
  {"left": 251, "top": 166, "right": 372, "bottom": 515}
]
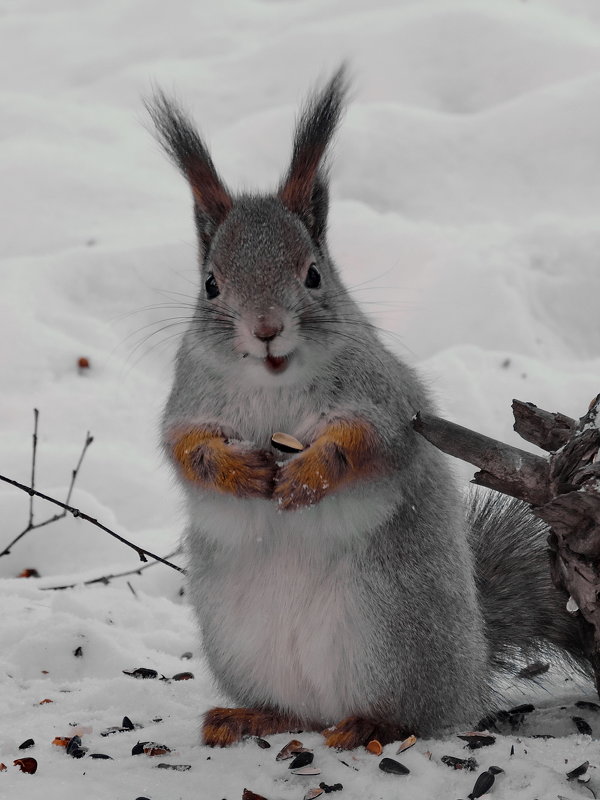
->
[
  {"left": 0, "top": 473, "right": 184, "bottom": 574},
  {"left": 40, "top": 548, "right": 182, "bottom": 591},
  {"left": 1, "top": 416, "right": 94, "bottom": 557},
  {"left": 28, "top": 408, "right": 39, "bottom": 526}
]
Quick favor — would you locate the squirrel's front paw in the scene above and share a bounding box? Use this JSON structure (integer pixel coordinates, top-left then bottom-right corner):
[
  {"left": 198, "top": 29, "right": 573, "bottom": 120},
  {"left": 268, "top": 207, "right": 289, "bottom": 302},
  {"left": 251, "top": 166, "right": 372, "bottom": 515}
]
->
[
  {"left": 171, "top": 428, "right": 276, "bottom": 499},
  {"left": 273, "top": 442, "right": 344, "bottom": 511}
]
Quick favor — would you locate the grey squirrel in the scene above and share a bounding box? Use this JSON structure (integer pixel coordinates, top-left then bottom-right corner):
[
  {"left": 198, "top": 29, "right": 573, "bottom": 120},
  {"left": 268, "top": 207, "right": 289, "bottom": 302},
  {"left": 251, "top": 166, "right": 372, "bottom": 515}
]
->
[{"left": 148, "top": 68, "right": 585, "bottom": 748}]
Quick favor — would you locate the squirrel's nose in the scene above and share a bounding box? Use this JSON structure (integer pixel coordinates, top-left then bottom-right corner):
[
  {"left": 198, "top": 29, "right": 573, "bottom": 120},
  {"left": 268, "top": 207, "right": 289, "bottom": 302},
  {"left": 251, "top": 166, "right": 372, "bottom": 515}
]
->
[{"left": 253, "top": 321, "right": 283, "bottom": 342}]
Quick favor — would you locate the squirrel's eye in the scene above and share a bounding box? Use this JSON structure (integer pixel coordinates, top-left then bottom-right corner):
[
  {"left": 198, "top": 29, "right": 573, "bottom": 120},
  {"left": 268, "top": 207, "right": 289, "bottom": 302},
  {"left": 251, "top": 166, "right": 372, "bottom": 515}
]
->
[
  {"left": 304, "top": 264, "right": 321, "bottom": 289},
  {"left": 205, "top": 273, "right": 220, "bottom": 299}
]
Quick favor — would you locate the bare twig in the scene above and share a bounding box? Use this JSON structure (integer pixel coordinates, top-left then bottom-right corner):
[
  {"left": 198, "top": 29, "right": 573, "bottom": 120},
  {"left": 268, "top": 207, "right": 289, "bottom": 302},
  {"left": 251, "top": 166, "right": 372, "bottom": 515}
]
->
[
  {"left": 0, "top": 473, "right": 184, "bottom": 574},
  {"left": 1, "top": 410, "right": 94, "bottom": 557},
  {"left": 40, "top": 547, "right": 183, "bottom": 590}
]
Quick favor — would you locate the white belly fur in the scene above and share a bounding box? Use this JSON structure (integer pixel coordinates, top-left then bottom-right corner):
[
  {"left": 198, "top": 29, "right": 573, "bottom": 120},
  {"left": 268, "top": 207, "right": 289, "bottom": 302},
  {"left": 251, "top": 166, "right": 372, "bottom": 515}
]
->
[{"left": 186, "top": 487, "right": 396, "bottom": 722}]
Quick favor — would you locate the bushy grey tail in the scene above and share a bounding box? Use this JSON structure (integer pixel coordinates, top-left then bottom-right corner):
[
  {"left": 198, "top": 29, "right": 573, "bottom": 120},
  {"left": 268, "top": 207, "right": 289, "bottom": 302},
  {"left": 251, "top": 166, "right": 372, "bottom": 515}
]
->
[{"left": 469, "top": 490, "right": 588, "bottom": 673}]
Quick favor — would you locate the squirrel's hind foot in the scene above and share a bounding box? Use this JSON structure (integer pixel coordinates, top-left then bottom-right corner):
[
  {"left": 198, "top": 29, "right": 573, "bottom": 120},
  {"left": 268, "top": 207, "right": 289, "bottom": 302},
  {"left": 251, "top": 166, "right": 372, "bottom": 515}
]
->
[
  {"left": 202, "top": 706, "right": 309, "bottom": 747},
  {"left": 322, "top": 716, "right": 413, "bottom": 750}
]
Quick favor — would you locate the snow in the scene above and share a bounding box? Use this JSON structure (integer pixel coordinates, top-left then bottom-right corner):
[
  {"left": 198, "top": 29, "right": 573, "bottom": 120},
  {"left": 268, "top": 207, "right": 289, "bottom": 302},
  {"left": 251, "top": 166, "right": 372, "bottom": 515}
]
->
[{"left": 1, "top": 0, "right": 600, "bottom": 797}]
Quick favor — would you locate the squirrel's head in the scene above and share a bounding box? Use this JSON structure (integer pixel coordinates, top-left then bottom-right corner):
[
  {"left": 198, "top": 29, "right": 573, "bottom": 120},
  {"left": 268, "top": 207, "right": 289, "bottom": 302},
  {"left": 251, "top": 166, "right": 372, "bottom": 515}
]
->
[{"left": 148, "top": 68, "right": 357, "bottom": 384}]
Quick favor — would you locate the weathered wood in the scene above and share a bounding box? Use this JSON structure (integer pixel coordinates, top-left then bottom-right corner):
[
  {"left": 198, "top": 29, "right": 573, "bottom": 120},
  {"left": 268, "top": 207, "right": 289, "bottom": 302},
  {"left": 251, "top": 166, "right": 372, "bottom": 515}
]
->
[
  {"left": 512, "top": 400, "right": 576, "bottom": 452},
  {"left": 413, "top": 394, "right": 600, "bottom": 693},
  {"left": 413, "top": 412, "right": 551, "bottom": 506}
]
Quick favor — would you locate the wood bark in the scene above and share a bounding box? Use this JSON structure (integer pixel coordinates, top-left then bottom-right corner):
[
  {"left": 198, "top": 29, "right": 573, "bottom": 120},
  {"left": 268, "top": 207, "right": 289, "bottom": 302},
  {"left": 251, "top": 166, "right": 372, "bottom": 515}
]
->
[{"left": 413, "top": 395, "right": 600, "bottom": 692}]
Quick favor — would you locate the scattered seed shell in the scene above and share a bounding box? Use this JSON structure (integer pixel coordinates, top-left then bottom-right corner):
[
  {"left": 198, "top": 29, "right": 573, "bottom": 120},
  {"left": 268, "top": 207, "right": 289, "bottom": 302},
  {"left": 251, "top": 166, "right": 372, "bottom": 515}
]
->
[
  {"left": 292, "top": 766, "right": 321, "bottom": 776},
  {"left": 255, "top": 737, "right": 271, "bottom": 749},
  {"left": 123, "top": 668, "right": 158, "bottom": 679},
  {"left": 468, "top": 769, "right": 495, "bottom": 799},
  {"left": 441, "top": 755, "right": 479, "bottom": 771},
  {"left": 39, "top": 698, "right": 53, "bottom": 704},
  {"left": 18, "top": 568, "right": 40, "bottom": 578},
  {"left": 319, "top": 783, "right": 343, "bottom": 794},
  {"left": 396, "top": 734, "right": 417, "bottom": 754},
  {"left": 156, "top": 763, "right": 191, "bottom": 771},
  {"left": 379, "top": 757, "right": 410, "bottom": 775},
  {"left": 576, "top": 701, "right": 600, "bottom": 712},
  {"left": 73, "top": 646, "right": 83, "bottom": 658},
  {"left": 457, "top": 733, "right": 496, "bottom": 749},
  {"left": 172, "top": 671, "right": 194, "bottom": 681},
  {"left": 271, "top": 432, "right": 305, "bottom": 453},
  {"left": 289, "top": 752, "right": 314, "bottom": 769},
  {"left": 531, "top": 734, "right": 554, "bottom": 739},
  {"left": 89, "top": 753, "right": 113, "bottom": 759},
  {"left": 567, "top": 761, "right": 590, "bottom": 780},
  {"left": 14, "top": 757, "right": 37, "bottom": 774},
  {"left": 18, "top": 739, "right": 34, "bottom": 750},
  {"left": 242, "top": 790, "right": 268, "bottom": 800},
  {"left": 53, "top": 737, "right": 71, "bottom": 747},
  {"left": 276, "top": 739, "right": 307, "bottom": 761},
  {"left": 572, "top": 716, "right": 592, "bottom": 735},
  {"left": 143, "top": 743, "right": 171, "bottom": 757},
  {"left": 122, "top": 716, "right": 135, "bottom": 730},
  {"left": 180, "top": 652, "right": 193, "bottom": 660},
  {"left": 304, "top": 789, "right": 324, "bottom": 800},
  {"left": 508, "top": 704, "right": 535, "bottom": 714},
  {"left": 366, "top": 739, "right": 383, "bottom": 755},
  {"left": 0, "top": 763, "right": 6, "bottom": 771}
]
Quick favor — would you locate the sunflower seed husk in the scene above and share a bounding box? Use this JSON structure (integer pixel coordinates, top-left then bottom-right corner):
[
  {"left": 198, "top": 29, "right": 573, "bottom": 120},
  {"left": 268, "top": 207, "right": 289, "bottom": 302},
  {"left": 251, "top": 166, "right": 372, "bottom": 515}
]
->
[
  {"left": 89, "top": 753, "right": 113, "bottom": 759},
  {"left": 508, "top": 704, "right": 535, "bottom": 714},
  {"left": 123, "top": 668, "right": 158, "bottom": 679},
  {"left": 304, "top": 790, "right": 324, "bottom": 800},
  {"left": 271, "top": 432, "right": 305, "bottom": 453},
  {"left": 567, "top": 761, "right": 590, "bottom": 780},
  {"left": 572, "top": 716, "right": 592, "bottom": 735},
  {"left": 18, "top": 739, "right": 34, "bottom": 750},
  {"left": 576, "top": 701, "right": 600, "bottom": 712},
  {"left": 289, "top": 751, "right": 314, "bottom": 769},
  {"left": 457, "top": 732, "right": 496, "bottom": 749},
  {"left": 318, "top": 783, "right": 343, "bottom": 794},
  {"left": 276, "top": 739, "right": 307, "bottom": 761},
  {"left": 291, "top": 766, "right": 321, "bottom": 776},
  {"left": 396, "top": 734, "right": 417, "bottom": 754},
  {"left": 366, "top": 739, "right": 383, "bottom": 755},
  {"left": 378, "top": 757, "right": 410, "bottom": 775},
  {"left": 441, "top": 755, "right": 479, "bottom": 771},
  {"left": 468, "top": 769, "right": 495, "bottom": 799},
  {"left": 255, "top": 737, "right": 271, "bottom": 749}
]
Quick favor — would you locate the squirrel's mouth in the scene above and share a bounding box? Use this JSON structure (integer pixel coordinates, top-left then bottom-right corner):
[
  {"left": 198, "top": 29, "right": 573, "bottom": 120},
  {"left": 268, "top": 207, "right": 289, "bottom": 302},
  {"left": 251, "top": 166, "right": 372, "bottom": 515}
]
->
[{"left": 264, "top": 354, "right": 290, "bottom": 374}]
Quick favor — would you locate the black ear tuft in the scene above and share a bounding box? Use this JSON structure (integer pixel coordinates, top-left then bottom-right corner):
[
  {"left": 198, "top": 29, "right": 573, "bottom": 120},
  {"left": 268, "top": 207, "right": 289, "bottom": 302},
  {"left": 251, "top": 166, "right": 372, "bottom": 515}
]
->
[
  {"left": 279, "top": 65, "right": 349, "bottom": 241},
  {"left": 146, "top": 90, "right": 232, "bottom": 252}
]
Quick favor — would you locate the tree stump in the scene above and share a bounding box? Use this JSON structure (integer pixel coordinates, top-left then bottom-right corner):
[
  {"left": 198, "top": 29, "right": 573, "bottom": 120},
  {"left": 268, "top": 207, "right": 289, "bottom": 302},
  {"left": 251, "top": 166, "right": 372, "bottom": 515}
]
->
[{"left": 413, "top": 394, "right": 600, "bottom": 692}]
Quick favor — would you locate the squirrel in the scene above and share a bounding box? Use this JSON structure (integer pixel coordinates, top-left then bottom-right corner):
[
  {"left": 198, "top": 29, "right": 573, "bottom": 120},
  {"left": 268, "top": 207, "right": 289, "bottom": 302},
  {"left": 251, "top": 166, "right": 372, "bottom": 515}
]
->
[{"left": 147, "top": 67, "right": 586, "bottom": 749}]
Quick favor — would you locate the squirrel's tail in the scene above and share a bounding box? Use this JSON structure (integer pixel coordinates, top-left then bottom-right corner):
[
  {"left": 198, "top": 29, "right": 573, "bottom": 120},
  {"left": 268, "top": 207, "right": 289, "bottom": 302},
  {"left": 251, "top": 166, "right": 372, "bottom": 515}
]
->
[{"left": 469, "top": 490, "right": 589, "bottom": 673}]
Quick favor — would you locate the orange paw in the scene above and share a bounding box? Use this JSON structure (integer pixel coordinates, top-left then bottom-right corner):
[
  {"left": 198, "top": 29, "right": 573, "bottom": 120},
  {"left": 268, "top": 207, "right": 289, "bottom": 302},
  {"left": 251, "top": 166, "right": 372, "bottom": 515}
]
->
[
  {"left": 202, "top": 707, "right": 303, "bottom": 747},
  {"left": 274, "top": 418, "right": 381, "bottom": 511},
  {"left": 171, "top": 428, "right": 276, "bottom": 499},
  {"left": 322, "top": 716, "right": 411, "bottom": 750}
]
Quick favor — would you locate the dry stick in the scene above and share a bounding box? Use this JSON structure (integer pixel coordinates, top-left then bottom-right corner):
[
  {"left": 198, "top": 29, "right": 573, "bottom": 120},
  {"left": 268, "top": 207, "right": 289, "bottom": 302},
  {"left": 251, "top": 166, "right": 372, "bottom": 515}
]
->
[
  {"left": 40, "top": 547, "right": 182, "bottom": 591},
  {"left": 0, "top": 415, "right": 94, "bottom": 557},
  {"left": 412, "top": 412, "right": 551, "bottom": 506},
  {"left": 0, "top": 473, "right": 184, "bottom": 574}
]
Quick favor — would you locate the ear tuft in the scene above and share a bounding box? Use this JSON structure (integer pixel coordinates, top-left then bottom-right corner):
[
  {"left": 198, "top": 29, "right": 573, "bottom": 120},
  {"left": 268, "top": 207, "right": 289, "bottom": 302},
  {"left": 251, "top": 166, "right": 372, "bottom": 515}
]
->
[
  {"left": 279, "top": 65, "right": 349, "bottom": 240},
  {"left": 146, "top": 90, "right": 232, "bottom": 250}
]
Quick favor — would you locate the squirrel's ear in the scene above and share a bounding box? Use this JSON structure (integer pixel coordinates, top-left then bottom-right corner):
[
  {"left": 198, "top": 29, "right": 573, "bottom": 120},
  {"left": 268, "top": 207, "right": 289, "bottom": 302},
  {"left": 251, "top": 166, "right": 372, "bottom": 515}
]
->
[
  {"left": 279, "top": 66, "right": 348, "bottom": 242},
  {"left": 146, "top": 91, "right": 232, "bottom": 254}
]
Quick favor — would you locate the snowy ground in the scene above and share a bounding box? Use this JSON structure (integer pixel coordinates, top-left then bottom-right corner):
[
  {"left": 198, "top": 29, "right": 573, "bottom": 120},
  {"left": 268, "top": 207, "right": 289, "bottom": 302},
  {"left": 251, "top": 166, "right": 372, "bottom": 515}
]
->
[{"left": 2, "top": 0, "right": 600, "bottom": 798}]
